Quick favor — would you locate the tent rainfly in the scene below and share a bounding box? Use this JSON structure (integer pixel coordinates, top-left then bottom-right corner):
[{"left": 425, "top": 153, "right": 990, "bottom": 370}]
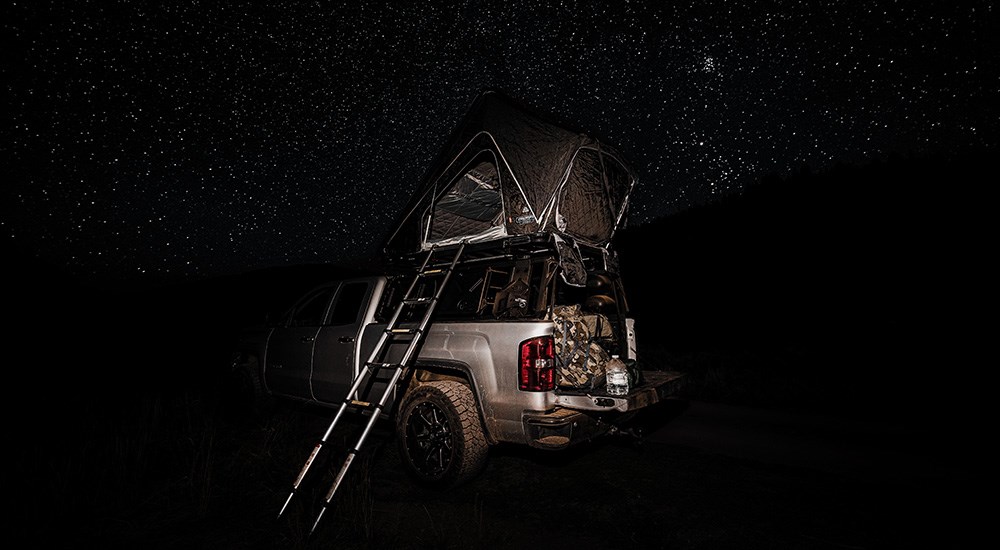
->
[{"left": 383, "top": 91, "right": 638, "bottom": 265}]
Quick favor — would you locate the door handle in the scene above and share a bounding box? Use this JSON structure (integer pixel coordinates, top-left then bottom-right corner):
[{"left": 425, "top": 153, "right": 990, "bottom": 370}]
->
[
  {"left": 339, "top": 336, "right": 355, "bottom": 343},
  {"left": 300, "top": 336, "right": 315, "bottom": 343}
]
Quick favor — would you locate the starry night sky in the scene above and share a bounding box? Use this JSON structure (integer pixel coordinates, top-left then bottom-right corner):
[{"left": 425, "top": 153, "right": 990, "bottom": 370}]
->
[{"left": 4, "top": 1, "right": 996, "bottom": 286}]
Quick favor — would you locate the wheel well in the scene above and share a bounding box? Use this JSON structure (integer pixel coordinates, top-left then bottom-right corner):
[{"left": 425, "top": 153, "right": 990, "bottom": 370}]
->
[
  {"left": 231, "top": 351, "right": 265, "bottom": 390},
  {"left": 412, "top": 365, "right": 469, "bottom": 386},
  {"left": 232, "top": 351, "right": 260, "bottom": 375}
]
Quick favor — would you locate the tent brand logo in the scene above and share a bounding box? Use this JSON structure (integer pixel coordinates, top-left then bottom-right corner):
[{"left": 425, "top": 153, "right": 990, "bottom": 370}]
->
[{"left": 515, "top": 214, "right": 536, "bottom": 225}]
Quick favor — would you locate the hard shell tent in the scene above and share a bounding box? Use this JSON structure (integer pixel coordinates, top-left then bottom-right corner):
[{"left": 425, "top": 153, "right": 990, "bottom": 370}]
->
[{"left": 383, "top": 91, "right": 638, "bottom": 258}]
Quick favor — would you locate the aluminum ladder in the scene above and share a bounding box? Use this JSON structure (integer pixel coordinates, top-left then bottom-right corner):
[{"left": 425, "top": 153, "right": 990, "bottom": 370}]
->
[{"left": 276, "top": 242, "right": 466, "bottom": 535}]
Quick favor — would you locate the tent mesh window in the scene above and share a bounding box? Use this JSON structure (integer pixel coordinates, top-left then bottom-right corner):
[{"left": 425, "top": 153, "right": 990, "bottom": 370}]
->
[{"left": 429, "top": 154, "right": 503, "bottom": 242}]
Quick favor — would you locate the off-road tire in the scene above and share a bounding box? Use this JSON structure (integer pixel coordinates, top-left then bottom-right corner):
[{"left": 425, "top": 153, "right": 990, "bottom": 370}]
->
[
  {"left": 228, "top": 356, "right": 272, "bottom": 424},
  {"left": 396, "top": 380, "right": 488, "bottom": 487}
]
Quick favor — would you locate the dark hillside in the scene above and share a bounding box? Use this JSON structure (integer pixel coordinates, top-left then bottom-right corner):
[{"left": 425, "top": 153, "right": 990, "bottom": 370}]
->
[{"left": 616, "top": 149, "right": 991, "bottom": 417}]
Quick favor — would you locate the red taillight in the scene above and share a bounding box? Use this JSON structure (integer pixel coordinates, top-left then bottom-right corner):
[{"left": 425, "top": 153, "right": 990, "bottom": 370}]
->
[{"left": 519, "top": 336, "right": 555, "bottom": 391}]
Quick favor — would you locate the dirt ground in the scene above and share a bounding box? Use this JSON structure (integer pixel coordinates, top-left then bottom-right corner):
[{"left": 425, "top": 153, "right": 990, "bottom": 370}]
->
[{"left": 12, "top": 383, "right": 980, "bottom": 550}]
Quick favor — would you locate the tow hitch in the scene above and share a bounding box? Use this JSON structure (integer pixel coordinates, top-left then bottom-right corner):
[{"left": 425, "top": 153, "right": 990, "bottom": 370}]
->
[{"left": 609, "top": 425, "right": 646, "bottom": 446}]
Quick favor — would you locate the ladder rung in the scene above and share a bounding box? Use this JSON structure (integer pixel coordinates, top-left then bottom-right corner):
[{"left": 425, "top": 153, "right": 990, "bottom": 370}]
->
[
  {"left": 388, "top": 327, "right": 419, "bottom": 335},
  {"left": 403, "top": 297, "right": 434, "bottom": 305},
  {"left": 349, "top": 399, "right": 373, "bottom": 409},
  {"left": 365, "top": 362, "right": 401, "bottom": 369},
  {"left": 419, "top": 268, "right": 448, "bottom": 276}
]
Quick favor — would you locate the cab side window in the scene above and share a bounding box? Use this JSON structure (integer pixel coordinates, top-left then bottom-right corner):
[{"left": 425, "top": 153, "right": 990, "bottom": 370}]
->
[
  {"left": 329, "top": 282, "right": 368, "bottom": 326},
  {"left": 290, "top": 287, "right": 336, "bottom": 327}
]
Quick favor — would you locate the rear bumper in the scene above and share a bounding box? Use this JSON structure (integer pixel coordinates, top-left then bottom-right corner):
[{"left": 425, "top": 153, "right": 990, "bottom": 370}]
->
[
  {"left": 522, "top": 407, "right": 609, "bottom": 450},
  {"left": 522, "top": 370, "right": 686, "bottom": 449}
]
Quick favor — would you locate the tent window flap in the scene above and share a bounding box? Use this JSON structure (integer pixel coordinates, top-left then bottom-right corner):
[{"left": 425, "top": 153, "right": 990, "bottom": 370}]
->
[{"left": 428, "top": 155, "right": 504, "bottom": 243}]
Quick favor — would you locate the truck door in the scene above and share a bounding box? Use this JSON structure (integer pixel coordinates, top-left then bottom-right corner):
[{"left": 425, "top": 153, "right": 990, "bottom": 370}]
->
[
  {"left": 310, "top": 280, "right": 371, "bottom": 404},
  {"left": 264, "top": 284, "right": 338, "bottom": 399}
]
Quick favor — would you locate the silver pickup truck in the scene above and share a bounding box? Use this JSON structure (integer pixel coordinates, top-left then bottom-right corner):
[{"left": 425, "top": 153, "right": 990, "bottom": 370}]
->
[
  {"left": 230, "top": 236, "right": 685, "bottom": 487},
  {"left": 231, "top": 91, "right": 685, "bottom": 486}
]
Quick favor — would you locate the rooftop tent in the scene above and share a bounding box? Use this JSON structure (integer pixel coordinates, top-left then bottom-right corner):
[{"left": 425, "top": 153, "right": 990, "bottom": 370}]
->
[{"left": 383, "top": 91, "right": 638, "bottom": 256}]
